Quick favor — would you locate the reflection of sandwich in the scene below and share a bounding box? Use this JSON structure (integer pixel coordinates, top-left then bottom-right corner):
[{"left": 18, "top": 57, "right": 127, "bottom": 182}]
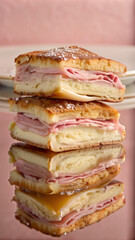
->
[
  {"left": 9, "top": 143, "right": 125, "bottom": 194},
  {"left": 14, "top": 181, "right": 125, "bottom": 236},
  {"left": 14, "top": 46, "right": 126, "bottom": 102},
  {"left": 9, "top": 97, "right": 125, "bottom": 152}
]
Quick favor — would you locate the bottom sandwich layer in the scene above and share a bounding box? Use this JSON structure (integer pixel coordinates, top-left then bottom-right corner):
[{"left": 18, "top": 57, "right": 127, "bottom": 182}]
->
[
  {"left": 16, "top": 196, "right": 125, "bottom": 236},
  {"left": 14, "top": 181, "right": 125, "bottom": 236}
]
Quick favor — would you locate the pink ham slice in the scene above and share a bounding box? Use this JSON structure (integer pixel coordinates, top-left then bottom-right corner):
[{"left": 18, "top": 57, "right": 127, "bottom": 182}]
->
[
  {"left": 62, "top": 68, "right": 124, "bottom": 89},
  {"left": 14, "top": 160, "right": 52, "bottom": 181},
  {"left": 15, "top": 64, "right": 125, "bottom": 90},
  {"left": 18, "top": 194, "right": 124, "bottom": 227},
  {"left": 14, "top": 156, "right": 123, "bottom": 184},
  {"left": 14, "top": 113, "right": 125, "bottom": 137}
]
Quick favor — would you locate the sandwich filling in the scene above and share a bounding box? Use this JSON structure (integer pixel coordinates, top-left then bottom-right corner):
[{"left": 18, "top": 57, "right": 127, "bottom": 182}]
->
[
  {"left": 14, "top": 157, "right": 124, "bottom": 184},
  {"left": 17, "top": 194, "right": 123, "bottom": 227},
  {"left": 15, "top": 181, "right": 124, "bottom": 228},
  {"left": 14, "top": 113, "right": 125, "bottom": 137},
  {"left": 15, "top": 65, "right": 125, "bottom": 90}
]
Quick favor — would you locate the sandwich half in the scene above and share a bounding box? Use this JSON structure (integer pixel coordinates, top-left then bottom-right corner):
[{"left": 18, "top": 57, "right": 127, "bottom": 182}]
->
[
  {"left": 14, "top": 181, "right": 125, "bottom": 236},
  {"left": 9, "top": 143, "right": 125, "bottom": 194},
  {"left": 14, "top": 46, "right": 126, "bottom": 102},
  {"left": 9, "top": 97, "right": 125, "bottom": 152}
]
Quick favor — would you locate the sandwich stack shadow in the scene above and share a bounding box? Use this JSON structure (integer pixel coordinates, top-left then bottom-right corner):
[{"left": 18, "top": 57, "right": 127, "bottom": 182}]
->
[{"left": 8, "top": 46, "right": 126, "bottom": 236}]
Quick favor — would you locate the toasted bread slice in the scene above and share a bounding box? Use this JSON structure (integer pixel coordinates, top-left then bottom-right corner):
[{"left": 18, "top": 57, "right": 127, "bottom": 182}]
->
[
  {"left": 14, "top": 181, "right": 125, "bottom": 236},
  {"left": 9, "top": 143, "right": 124, "bottom": 194},
  {"left": 15, "top": 46, "right": 126, "bottom": 73},
  {"left": 15, "top": 196, "right": 125, "bottom": 236},
  {"left": 9, "top": 97, "right": 125, "bottom": 152},
  {"left": 9, "top": 97, "right": 120, "bottom": 124},
  {"left": 14, "top": 46, "right": 126, "bottom": 102}
]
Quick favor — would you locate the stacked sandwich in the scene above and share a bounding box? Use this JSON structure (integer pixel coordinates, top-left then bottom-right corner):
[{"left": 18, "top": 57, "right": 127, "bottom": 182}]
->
[{"left": 9, "top": 46, "right": 126, "bottom": 236}]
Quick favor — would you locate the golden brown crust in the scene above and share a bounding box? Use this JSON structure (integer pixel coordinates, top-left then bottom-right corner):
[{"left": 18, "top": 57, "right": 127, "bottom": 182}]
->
[
  {"left": 15, "top": 46, "right": 98, "bottom": 63},
  {"left": 15, "top": 46, "right": 127, "bottom": 74},
  {"left": 9, "top": 96, "right": 119, "bottom": 120},
  {"left": 15, "top": 196, "right": 125, "bottom": 236},
  {"left": 9, "top": 165, "right": 121, "bottom": 195},
  {"left": 56, "top": 165, "right": 121, "bottom": 193}
]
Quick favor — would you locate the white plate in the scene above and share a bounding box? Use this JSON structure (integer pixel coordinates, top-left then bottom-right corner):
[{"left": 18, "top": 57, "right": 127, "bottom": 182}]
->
[
  {"left": 120, "top": 70, "right": 135, "bottom": 85},
  {"left": 0, "top": 78, "right": 13, "bottom": 88}
]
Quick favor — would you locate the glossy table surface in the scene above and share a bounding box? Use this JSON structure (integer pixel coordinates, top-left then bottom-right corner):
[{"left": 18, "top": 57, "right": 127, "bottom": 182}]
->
[{"left": 0, "top": 108, "right": 134, "bottom": 240}]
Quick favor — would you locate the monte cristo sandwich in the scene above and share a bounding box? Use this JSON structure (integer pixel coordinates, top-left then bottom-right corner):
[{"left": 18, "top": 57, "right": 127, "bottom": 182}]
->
[
  {"left": 9, "top": 97, "right": 125, "bottom": 152},
  {"left": 14, "top": 46, "right": 126, "bottom": 102},
  {"left": 14, "top": 181, "right": 125, "bottom": 236},
  {"left": 9, "top": 143, "right": 125, "bottom": 194}
]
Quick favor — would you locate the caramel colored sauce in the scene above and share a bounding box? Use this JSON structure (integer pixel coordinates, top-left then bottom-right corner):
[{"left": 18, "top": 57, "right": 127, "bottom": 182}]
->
[{"left": 27, "top": 191, "right": 76, "bottom": 213}]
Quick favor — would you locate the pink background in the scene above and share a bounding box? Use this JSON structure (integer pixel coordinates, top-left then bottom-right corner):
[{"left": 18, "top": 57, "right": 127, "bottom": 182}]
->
[
  {"left": 0, "top": 0, "right": 135, "bottom": 46},
  {"left": 0, "top": 0, "right": 135, "bottom": 239}
]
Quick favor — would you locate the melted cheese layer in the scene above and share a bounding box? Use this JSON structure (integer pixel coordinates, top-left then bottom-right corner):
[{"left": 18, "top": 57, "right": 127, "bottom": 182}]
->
[{"left": 14, "top": 75, "right": 124, "bottom": 102}]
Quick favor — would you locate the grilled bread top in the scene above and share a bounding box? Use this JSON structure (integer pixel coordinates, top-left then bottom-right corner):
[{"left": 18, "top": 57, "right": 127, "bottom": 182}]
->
[
  {"left": 15, "top": 46, "right": 127, "bottom": 74},
  {"left": 9, "top": 97, "right": 120, "bottom": 124}
]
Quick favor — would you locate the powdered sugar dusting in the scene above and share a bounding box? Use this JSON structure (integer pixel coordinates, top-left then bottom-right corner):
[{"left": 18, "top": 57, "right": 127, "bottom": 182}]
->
[{"left": 37, "top": 46, "right": 98, "bottom": 61}]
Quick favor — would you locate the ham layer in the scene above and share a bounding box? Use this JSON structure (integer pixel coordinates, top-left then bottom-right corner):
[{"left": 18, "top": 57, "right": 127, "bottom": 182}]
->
[
  {"left": 14, "top": 156, "right": 123, "bottom": 184},
  {"left": 18, "top": 194, "right": 124, "bottom": 227},
  {"left": 14, "top": 113, "right": 125, "bottom": 137},
  {"left": 15, "top": 64, "right": 125, "bottom": 90}
]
